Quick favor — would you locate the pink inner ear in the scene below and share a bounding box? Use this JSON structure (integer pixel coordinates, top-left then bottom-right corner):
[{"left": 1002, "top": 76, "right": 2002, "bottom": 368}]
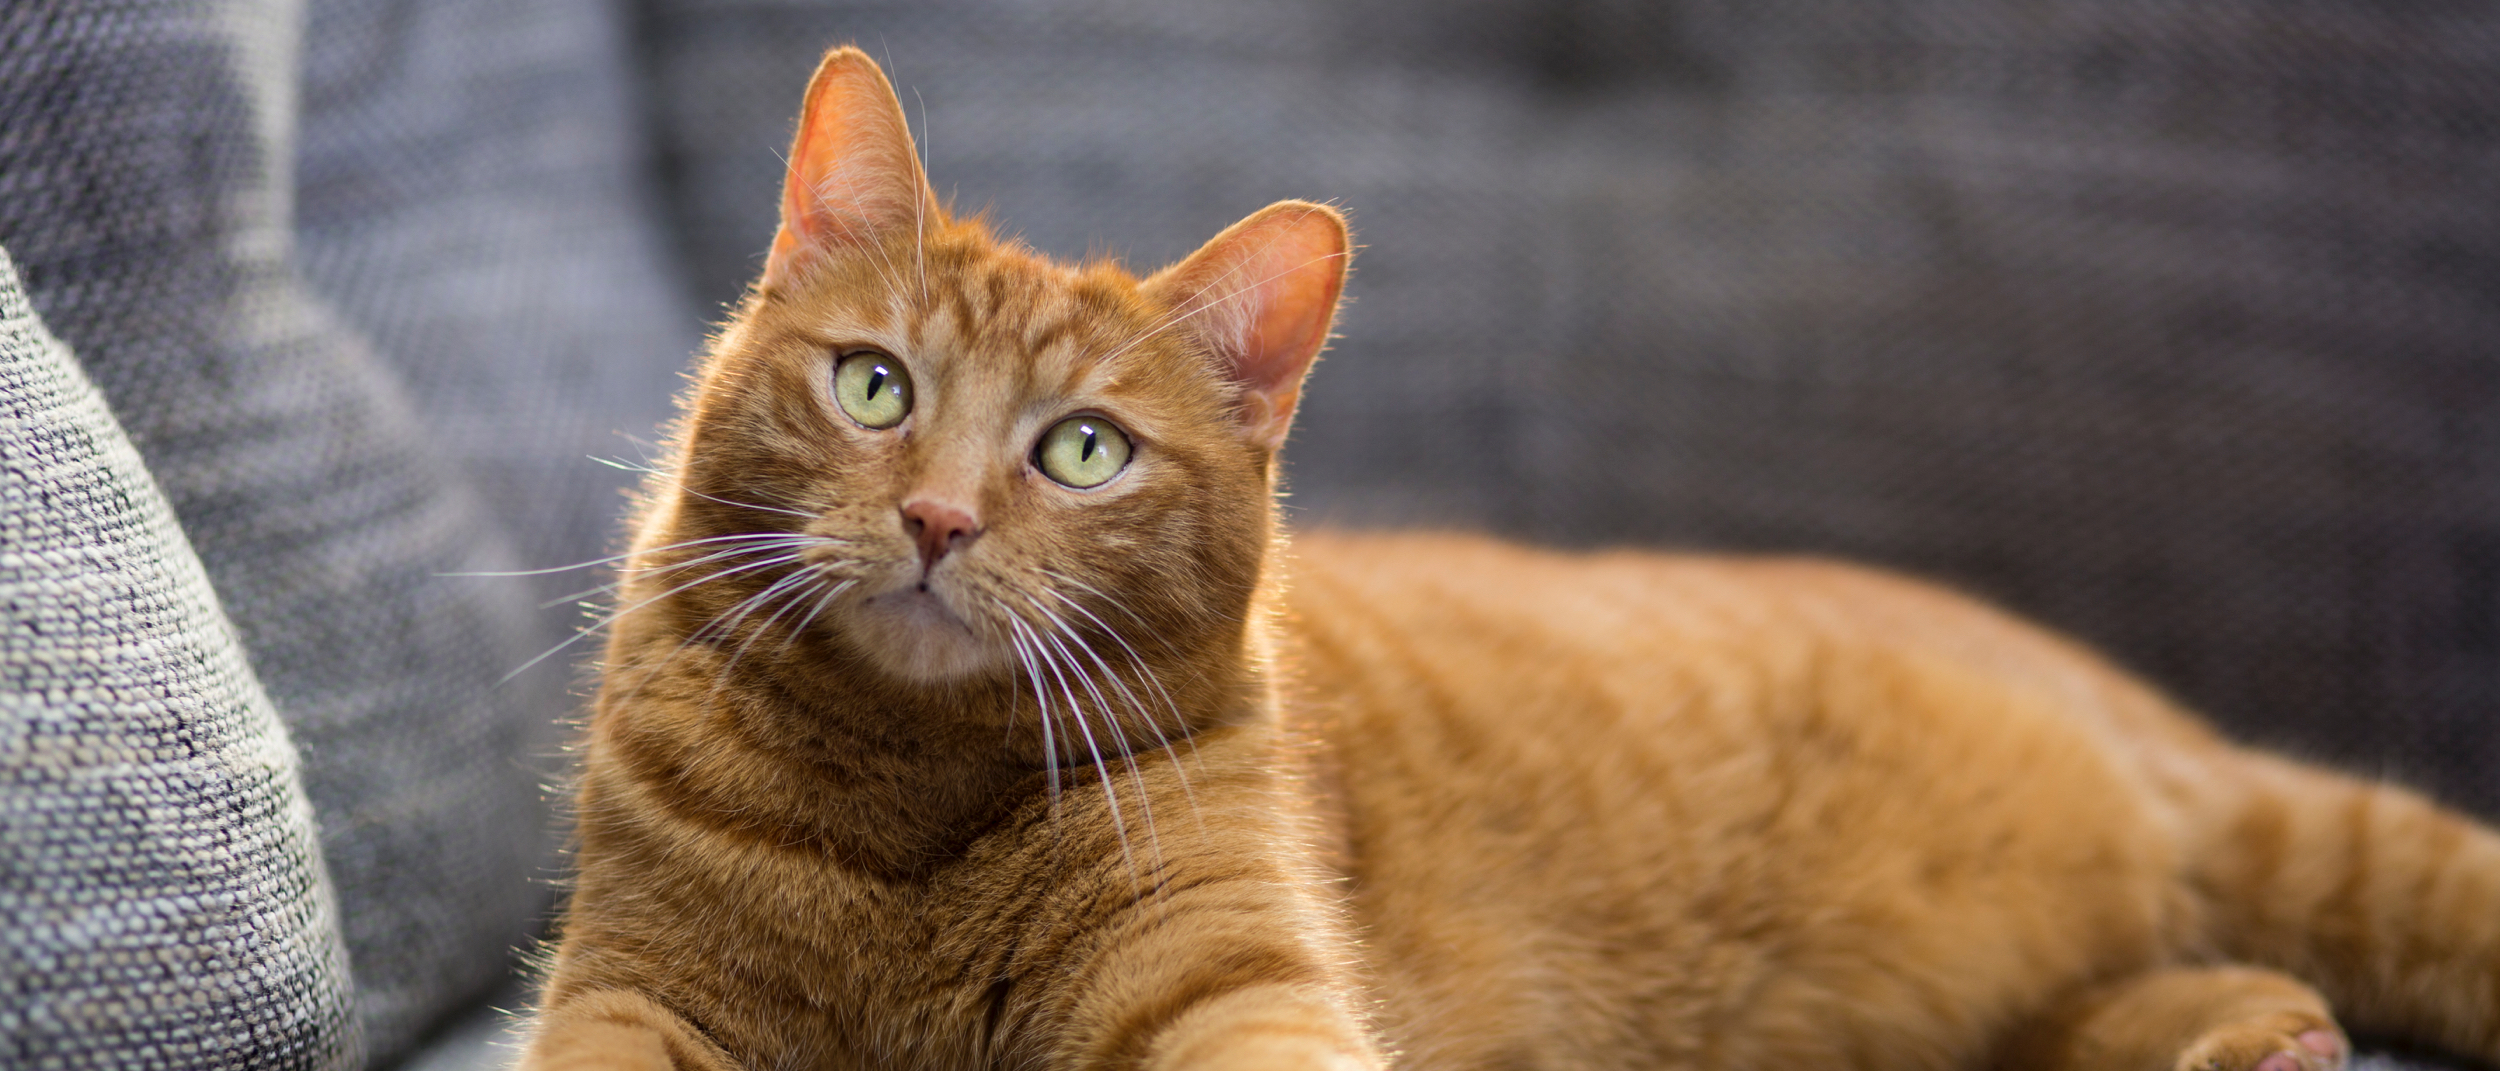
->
[
  {"left": 1169, "top": 205, "right": 1349, "bottom": 449},
  {"left": 1233, "top": 227, "right": 1346, "bottom": 398},
  {"left": 765, "top": 48, "right": 933, "bottom": 287}
]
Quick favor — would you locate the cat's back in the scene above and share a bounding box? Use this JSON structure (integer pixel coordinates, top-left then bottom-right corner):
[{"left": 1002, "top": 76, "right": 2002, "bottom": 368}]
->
[
  {"left": 1281, "top": 528, "right": 2213, "bottom": 759},
  {"left": 1279, "top": 529, "right": 2221, "bottom": 1070}
]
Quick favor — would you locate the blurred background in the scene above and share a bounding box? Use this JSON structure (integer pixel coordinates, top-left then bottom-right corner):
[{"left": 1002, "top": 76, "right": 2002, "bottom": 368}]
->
[
  {"left": 654, "top": 0, "right": 2500, "bottom": 819},
  {"left": 4, "top": 0, "right": 2499, "bottom": 1067}
]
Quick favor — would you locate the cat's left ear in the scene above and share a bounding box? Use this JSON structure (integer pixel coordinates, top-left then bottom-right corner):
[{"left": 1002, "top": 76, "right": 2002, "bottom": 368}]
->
[
  {"left": 1143, "top": 202, "right": 1351, "bottom": 452},
  {"left": 763, "top": 46, "right": 942, "bottom": 290}
]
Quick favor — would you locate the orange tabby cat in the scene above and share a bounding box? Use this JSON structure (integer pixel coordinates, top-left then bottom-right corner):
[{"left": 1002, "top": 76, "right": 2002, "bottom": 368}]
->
[{"left": 518, "top": 47, "right": 2500, "bottom": 1071}]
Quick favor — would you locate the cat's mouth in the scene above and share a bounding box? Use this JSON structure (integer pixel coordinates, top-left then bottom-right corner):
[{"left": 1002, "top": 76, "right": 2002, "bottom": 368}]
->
[
  {"left": 847, "top": 578, "right": 1009, "bottom": 682},
  {"left": 873, "top": 583, "right": 974, "bottom": 631}
]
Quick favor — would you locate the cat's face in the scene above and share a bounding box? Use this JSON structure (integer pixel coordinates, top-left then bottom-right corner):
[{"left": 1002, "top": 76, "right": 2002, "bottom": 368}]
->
[
  {"left": 641, "top": 49, "right": 1347, "bottom": 717},
  {"left": 679, "top": 230, "right": 1271, "bottom": 685}
]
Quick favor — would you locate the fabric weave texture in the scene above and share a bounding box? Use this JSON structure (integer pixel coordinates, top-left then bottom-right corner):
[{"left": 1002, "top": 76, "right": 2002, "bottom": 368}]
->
[
  {"left": 0, "top": 247, "right": 359, "bottom": 1071},
  {"left": 0, "top": 0, "right": 637, "bottom": 1058}
]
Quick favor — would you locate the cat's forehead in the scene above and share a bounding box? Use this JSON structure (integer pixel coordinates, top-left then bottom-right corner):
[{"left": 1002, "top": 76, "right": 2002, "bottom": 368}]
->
[
  {"left": 781, "top": 235, "right": 1175, "bottom": 401},
  {"left": 918, "top": 255, "right": 1129, "bottom": 384}
]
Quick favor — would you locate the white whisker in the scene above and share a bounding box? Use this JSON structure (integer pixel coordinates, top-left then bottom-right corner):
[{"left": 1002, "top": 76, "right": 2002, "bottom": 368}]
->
[
  {"left": 446, "top": 531, "right": 824, "bottom": 581},
  {"left": 997, "top": 606, "right": 1064, "bottom": 816},
  {"left": 1038, "top": 626, "right": 1139, "bottom": 881},
  {"left": 543, "top": 535, "right": 833, "bottom": 610},
  {"left": 796, "top": 577, "right": 856, "bottom": 640},
  {"left": 607, "top": 554, "right": 862, "bottom": 710},
  {"left": 597, "top": 453, "right": 827, "bottom": 522},
  {"left": 1028, "top": 591, "right": 1201, "bottom": 820},
  {"left": 502, "top": 548, "right": 811, "bottom": 684},
  {"left": 1011, "top": 611, "right": 1132, "bottom": 876},
  {"left": 1036, "top": 577, "right": 1205, "bottom": 805},
  {"left": 1029, "top": 601, "right": 1164, "bottom": 874},
  {"left": 703, "top": 568, "right": 838, "bottom": 703}
]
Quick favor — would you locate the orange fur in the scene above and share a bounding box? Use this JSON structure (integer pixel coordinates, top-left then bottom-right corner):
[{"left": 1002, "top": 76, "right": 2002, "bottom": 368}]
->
[{"left": 518, "top": 47, "right": 2500, "bottom": 1071}]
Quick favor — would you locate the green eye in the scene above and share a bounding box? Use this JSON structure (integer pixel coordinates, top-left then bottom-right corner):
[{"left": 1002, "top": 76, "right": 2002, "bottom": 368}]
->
[
  {"left": 833, "top": 352, "right": 912, "bottom": 429},
  {"left": 1036, "top": 416, "right": 1132, "bottom": 489}
]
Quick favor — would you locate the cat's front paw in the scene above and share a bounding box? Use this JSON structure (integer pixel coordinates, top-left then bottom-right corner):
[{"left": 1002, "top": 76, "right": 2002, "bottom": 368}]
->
[
  {"left": 1141, "top": 984, "right": 1384, "bottom": 1071},
  {"left": 2175, "top": 1012, "right": 2347, "bottom": 1071}
]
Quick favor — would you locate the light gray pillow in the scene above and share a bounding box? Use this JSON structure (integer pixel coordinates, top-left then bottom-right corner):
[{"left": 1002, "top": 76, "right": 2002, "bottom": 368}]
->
[
  {"left": 0, "top": 245, "right": 359, "bottom": 1070},
  {"left": 0, "top": 0, "right": 570, "bottom": 1058},
  {"left": 294, "top": 0, "right": 700, "bottom": 594}
]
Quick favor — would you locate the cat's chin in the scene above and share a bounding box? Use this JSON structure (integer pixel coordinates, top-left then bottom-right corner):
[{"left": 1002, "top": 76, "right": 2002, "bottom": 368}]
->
[{"left": 844, "top": 584, "right": 1013, "bottom": 683}]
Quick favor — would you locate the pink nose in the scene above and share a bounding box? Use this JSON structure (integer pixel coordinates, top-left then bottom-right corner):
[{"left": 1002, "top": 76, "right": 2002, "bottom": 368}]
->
[{"left": 900, "top": 498, "right": 981, "bottom": 573}]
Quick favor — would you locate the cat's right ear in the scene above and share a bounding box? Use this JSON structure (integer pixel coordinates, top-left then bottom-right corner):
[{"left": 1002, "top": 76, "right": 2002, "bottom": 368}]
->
[
  {"left": 1144, "top": 202, "right": 1351, "bottom": 452},
  {"left": 762, "top": 47, "right": 942, "bottom": 290}
]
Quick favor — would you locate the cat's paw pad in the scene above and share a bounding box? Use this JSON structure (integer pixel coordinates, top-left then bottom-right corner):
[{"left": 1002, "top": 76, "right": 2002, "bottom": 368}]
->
[{"left": 2177, "top": 1014, "right": 2348, "bottom": 1071}]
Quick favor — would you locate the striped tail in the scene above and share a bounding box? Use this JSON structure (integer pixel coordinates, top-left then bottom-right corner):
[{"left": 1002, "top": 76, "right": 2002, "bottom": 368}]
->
[{"left": 2192, "top": 754, "right": 2500, "bottom": 1062}]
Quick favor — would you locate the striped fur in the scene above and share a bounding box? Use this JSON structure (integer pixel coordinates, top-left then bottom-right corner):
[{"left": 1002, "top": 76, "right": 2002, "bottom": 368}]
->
[{"left": 518, "top": 47, "right": 2500, "bottom": 1071}]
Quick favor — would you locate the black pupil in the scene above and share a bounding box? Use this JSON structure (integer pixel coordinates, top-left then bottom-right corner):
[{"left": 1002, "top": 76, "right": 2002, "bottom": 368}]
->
[
  {"left": 863, "top": 366, "right": 887, "bottom": 400},
  {"left": 1078, "top": 426, "right": 1097, "bottom": 462}
]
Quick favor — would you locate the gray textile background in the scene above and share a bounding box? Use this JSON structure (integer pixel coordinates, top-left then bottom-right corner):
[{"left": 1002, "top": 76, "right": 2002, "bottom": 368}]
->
[
  {"left": 0, "top": 247, "right": 358, "bottom": 1070},
  {"left": 285, "top": 0, "right": 702, "bottom": 1043},
  {"left": 0, "top": 0, "right": 664, "bottom": 1058},
  {"left": 294, "top": 0, "right": 697, "bottom": 584},
  {"left": 639, "top": 0, "right": 2500, "bottom": 820}
]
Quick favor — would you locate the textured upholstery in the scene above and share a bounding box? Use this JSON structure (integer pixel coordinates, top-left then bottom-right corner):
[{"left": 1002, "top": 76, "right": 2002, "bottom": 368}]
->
[
  {"left": 641, "top": 0, "right": 2500, "bottom": 820},
  {"left": 294, "top": 0, "right": 698, "bottom": 586},
  {"left": 282, "top": 0, "right": 704, "bottom": 1040},
  {"left": 0, "top": 0, "right": 650, "bottom": 1058},
  {"left": 0, "top": 246, "right": 357, "bottom": 1070}
]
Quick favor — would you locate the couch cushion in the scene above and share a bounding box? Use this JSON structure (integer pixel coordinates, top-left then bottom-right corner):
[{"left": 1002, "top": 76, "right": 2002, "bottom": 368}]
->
[
  {"left": 0, "top": 0, "right": 573, "bottom": 1058},
  {"left": 294, "top": 0, "right": 700, "bottom": 589},
  {"left": 0, "top": 246, "right": 358, "bottom": 1070}
]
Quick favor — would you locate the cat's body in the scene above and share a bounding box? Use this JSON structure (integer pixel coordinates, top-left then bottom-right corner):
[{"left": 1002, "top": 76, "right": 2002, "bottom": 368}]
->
[
  {"left": 518, "top": 48, "right": 2500, "bottom": 1071},
  {"left": 1292, "top": 534, "right": 2498, "bottom": 1071}
]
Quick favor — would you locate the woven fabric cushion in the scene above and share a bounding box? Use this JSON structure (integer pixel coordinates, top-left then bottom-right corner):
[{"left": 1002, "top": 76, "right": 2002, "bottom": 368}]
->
[
  {"left": 0, "top": 0, "right": 580, "bottom": 1058},
  {"left": 641, "top": 0, "right": 2500, "bottom": 820},
  {"left": 0, "top": 246, "right": 358, "bottom": 1070},
  {"left": 294, "top": 0, "right": 699, "bottom": 587}
]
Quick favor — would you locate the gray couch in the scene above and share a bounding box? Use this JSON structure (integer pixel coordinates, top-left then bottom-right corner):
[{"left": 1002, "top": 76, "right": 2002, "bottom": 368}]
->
[{"left": 3, "top": 1, "right": 2495, "bottom": 1068}]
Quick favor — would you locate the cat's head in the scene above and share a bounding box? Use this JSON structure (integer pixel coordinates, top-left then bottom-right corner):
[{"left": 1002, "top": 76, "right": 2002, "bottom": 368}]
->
[{"left": 633, "top": 47, "right": 1346, "bottom": 722}]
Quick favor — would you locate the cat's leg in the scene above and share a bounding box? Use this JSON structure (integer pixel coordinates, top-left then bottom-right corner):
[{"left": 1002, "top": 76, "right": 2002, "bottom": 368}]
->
[
  {"left": 515, "top": 989, "right": 739, "bottom": 1071},
  {"left": 1054, "top": 914, "right": 1385, "bottom": 1071},
  {"left": 1039, "top": 827, "right": 1386, "bottom": 1071},
  {"left": 2005, "top": 966, "right": 2348, "bottom": 1071},
  {"left": 2193, "top": 756, "right": 2500, "bottom": 1064},
  {"left": 1135, "top": 983, "right": 1380, "bottom": 1071},
  {"left": 1125, "top": 980, "right": 1380, "bottom": 1071}
]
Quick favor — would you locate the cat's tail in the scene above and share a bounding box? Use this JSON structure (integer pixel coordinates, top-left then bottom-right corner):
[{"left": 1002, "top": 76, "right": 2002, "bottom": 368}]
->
[{"left": 2192, "top": 752, "right": 2500, "bottom": 1062}]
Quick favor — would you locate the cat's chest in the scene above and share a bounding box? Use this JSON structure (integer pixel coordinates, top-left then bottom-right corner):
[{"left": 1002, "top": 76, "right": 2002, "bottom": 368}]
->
[{"left": 664, "top": 792, "right": 1111, "bottom": 1069}]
